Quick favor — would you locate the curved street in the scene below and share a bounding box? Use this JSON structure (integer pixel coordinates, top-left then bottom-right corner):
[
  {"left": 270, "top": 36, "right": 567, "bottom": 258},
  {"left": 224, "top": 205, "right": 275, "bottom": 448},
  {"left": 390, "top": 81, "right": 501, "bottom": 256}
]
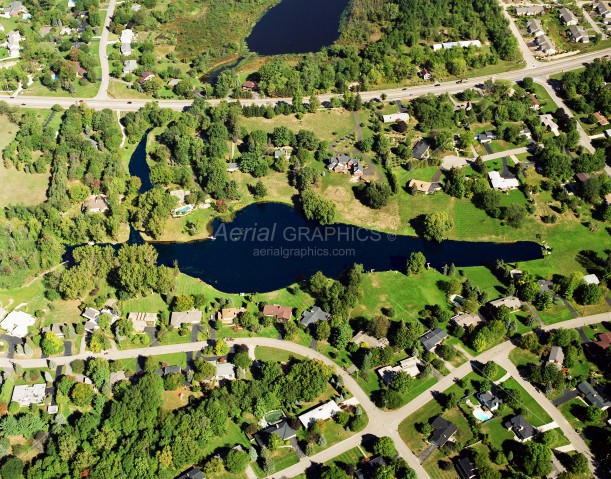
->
[{"left": 2, "top": 312, "right": 609, "bottom": 478}]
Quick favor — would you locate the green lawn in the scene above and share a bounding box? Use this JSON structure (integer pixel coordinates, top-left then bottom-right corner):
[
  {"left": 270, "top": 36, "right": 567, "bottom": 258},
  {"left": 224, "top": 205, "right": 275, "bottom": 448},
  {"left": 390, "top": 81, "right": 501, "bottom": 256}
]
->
[
  {"left": 508, "top": 347, "right": 540, "bottom": 368},
  {"left": 0, "top": 166, "right": 49, "bottom": 208},
  {"left": 530, "top": 83, "right": 558, "bottom": 114},
  {"left": 252, "top": 447, "right": 300, "bottom": 478},
  {"left": 498, "top": 378, "right": 552, "bottom": 427},
  {"left": 254, "top": 346, "right": 304, "bottom": 362}
]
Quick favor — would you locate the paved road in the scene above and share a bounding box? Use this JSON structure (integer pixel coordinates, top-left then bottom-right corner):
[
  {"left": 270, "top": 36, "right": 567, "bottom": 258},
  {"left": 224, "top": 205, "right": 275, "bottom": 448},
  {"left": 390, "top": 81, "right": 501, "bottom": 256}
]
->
[
  {"left": 3, "top": 311, "right": 609, "bottom": 477},
  {"left": 95, "top": 0, "right": 117, "bottom": 100},
  {"left": 4, "top": 48, "right": 611, "bottom": 111}
]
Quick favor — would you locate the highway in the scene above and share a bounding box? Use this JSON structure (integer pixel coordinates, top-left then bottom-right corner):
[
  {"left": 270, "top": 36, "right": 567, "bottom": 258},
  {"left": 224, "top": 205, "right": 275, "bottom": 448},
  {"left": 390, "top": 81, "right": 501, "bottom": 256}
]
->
[{"left": 3, "top": 48, "right": 611, "bottom": 112}]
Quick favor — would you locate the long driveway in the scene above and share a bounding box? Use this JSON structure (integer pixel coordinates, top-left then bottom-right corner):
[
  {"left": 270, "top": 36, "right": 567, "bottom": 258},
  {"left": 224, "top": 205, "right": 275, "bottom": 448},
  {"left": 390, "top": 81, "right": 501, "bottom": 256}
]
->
[
  {"left": 4, "top": 47, "right": 611, "bottom": 111},
  {"left": 95, "top": 0, "right": 117, "bottom": 100},
  {"left": 4, "top": 311, "right": 609, "bottom": 477}
]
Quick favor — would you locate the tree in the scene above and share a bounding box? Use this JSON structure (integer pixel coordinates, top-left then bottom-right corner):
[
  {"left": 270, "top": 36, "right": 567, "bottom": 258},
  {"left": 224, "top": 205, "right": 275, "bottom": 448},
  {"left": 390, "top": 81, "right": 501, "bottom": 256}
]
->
[
  {"left": 71, "top": 383, "right": 95, "bottom": 407},
  {"left": 226, "top": 449, "right": 249, "bottom": 473},
  {"left": 0, "top": 457, "right": 23, "bottom": 479},
  {"left": 321, "top": 464, "right": 349, "bottom": 479},
  {"left": 87, "top": 357, "right": 111, "bottom": 389},
  {"left": 406, "top": 251, "right": 426, "bottom": 275},
  {"left": 331, "top": 322, "right": 353, "bottom": 350},
  {"left": 172, "top": 295, "right": 195, "bottom": 312},
  {"left": 575, "top": 283, "right": 602, "bottom": 305},
  {"left": 522, "top": 441, "right": 552, "bottom": 477},
  {"left": 41, "top": 332, "right": 64, "bottom": 356},
  {"left": 316, "top": 321, "right": 331, "bottom": 341},
  {"left": 252, "top": 180, "right": 268, "bottom": 199},
  {"left": 359, "top": 182, "right": 392, "bottom": 209},
  {"left": 300, "top": 190, "right": 336, "bottom": 225},
  {"left": 504, "top": 204, "right": 527, "bottom": 228},
  {"left": 422, "top": 212, "right": 453, "bottom": 242},
  {"left": 567, "top": 452, "right": 589, "bottom": 474}
]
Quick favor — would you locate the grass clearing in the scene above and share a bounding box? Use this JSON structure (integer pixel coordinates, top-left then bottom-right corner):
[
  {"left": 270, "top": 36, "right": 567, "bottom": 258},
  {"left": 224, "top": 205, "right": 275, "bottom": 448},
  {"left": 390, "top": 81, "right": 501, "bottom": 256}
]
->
[
  {"left": 254, "top": 346, "right": 304, "bottom": 362},
  {"left": 0, "top": 166, "right": 49, "bottom": 208}
]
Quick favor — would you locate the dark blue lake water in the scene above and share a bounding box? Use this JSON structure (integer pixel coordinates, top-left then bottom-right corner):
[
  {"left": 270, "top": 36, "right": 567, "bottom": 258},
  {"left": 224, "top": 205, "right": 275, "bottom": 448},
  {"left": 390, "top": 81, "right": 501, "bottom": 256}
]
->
[
  {"left": 151, "top": 202, "right": 543, "bottom": 293},
  {"left": 246, "top": 0, "right": 349, "bottom": 55}
]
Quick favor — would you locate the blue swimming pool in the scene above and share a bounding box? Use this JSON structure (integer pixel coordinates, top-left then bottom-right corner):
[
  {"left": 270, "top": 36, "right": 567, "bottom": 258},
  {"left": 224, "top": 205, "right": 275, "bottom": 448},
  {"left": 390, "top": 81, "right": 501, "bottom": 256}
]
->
[{"left": 473, "top": 408, "right": 493, "bottom": 421}]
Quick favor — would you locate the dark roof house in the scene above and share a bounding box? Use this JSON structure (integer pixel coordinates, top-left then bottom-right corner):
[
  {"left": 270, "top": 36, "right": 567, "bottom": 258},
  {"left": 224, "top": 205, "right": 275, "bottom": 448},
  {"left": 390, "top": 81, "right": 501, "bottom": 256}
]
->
[
  {"left": 578, "top": 381, "right": 611, "bottom": 409},
  {"left": 300, "top": 306, "right": 331, "bottom": 327},
  {"left": 430, "top": 416, "right": 458, "bottom": 446},
  {"left": 254, "top": 420, "right": 297, "bottom": 448},
  {"left": 477, "top": 391, "right": 501, "bottom": 411},
  {"left": 412, "top": 140, "right": 431, "bottom": 160},
  {"left": 355, "top": 457, "right": 387, "bottom": 479},
  {"left": 505, "top": 415, "right": 536, "bottom": 441},
  {"left": 176, "top": 468, "right": 204, "bottom": 479},
  {"left": 420, "top": 328, "right": 448, "bottom": 351},
  {"left": 456, "top": 456, "right": 477, "bottom": 479}
]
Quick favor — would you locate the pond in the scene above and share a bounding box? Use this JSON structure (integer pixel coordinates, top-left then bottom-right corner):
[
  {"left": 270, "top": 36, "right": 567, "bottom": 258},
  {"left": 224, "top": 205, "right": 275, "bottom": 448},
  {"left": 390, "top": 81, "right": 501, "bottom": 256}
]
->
[
  {"left": 150, "top": 202, "right": 543, "bottom": 293},
  {"left": 128, "top": 131, "right": 153, "bottom": 193},
  {"left": 246, "top": 0, "right": 349, "bottom": 56}
]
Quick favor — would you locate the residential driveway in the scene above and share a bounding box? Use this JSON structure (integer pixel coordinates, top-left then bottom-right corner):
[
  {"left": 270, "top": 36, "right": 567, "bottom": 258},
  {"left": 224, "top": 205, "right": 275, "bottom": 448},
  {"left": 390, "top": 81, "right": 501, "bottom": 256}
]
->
[
  {"left": 63, "top": 341, "right": 72, "bottom": 356},
  {"left": 417, "top": 444, "right": 438, "bottom": 463},
  {"left": 576, "top": 327, "right": 590, "bottom": 345},
  {"left": 552, "top": 389, "right": 580, "bottom": 407}
]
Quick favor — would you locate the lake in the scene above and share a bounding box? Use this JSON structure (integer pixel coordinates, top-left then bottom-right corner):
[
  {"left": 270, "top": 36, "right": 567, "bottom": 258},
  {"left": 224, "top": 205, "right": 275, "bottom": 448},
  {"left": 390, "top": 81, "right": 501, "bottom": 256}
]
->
[
  {"left": 246, "top": 0, "right": 349, "bottom": 56},
  {"left": 151, "top": 203, "right": 543, "bottom": 293}
]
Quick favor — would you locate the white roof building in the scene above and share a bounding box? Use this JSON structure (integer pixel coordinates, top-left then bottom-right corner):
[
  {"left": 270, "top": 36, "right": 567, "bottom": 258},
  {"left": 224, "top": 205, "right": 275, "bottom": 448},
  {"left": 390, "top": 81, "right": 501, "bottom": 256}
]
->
[
  {"left": 583, "top": 274, "right": 600, "bottom": 285},
  {"left": 128, "top": 312, "right": 157, "bottom": 333},
  {"left": 432, "top": 40, "right": 481, "bottom": 51},
  {"left": 382, "top": 113, "right": 410, "bottom": 123},
  {"left": 11, "top": 383, "right": 46, "bottom": 406},
  {"left": 0, "top": 310, "right": 36, "bottom": 337},
  {"left": 488, "top": 171, "right": 519, "bottom": 191},
  {"left": 351, "top": 331, "right": 390, "bottom": 348},
  {"left": 377, "top": 357, "right": 421, "bottom": 385},
  {"left": 298, "top": 400, "right": 342, "bottom": 428},
  {"left": 489, "top": 296, "right": 522, "bottom": 310},
  {"left": 120, "top": 29, "right": 133, "bottom": 44},
  {"left": 215, "top": 362, "right": 236, "bottom": 380},
  {"left": 170, "top": 310, "right": 202, "bottom": 328}
]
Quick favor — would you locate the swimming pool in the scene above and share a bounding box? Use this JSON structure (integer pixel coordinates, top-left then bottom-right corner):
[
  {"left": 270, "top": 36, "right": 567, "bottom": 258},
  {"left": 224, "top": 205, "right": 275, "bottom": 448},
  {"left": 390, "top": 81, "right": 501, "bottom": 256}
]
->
[
  {"left": 473, "top": 407, "right": 493, "bottom": 421},
  {"left": 174, "top": 205, "right": 194, "bottom": 216}
]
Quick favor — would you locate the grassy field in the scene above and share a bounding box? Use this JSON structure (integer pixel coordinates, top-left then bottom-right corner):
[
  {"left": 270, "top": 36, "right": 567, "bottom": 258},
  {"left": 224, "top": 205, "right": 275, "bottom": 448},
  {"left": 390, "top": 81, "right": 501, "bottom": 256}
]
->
[
  {"left": 0, "top": 166, "right": 49, "bottom": 208},
  {"left": 252, "top": 447, "right": 300, "bottom": 478},
  {"left": 499, "top": 378, "right": 552, "bottom": 427},
  {"left": 530, "top": 82, "right": 558, "bottom": 114},
  {"left": 241, "top": 109, "right": 356, "bottom": 142},
  {"left": 508, "top": 347, "right": 540, "bottom": 368},
  {"left": 254, "top": 346, "right": 304, "bottom": 362}
]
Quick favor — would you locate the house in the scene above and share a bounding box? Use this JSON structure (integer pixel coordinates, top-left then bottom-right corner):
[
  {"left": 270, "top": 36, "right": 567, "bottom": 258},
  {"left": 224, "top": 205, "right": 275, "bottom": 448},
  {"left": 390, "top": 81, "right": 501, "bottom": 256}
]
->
[
  {"left": 226, "top": 162, "right": 240, "bottom": 172},
  {"left": 156, "top": 365, "right": 182, "bottom": 377},
  {"left": 382, "top": 112, "right": 410, "bottom": 123},
  {"left": 432, "top": 40, "right": 481, "bottom": 51},
  {"left": 120, "top": 29, "right": 134, "bottom": 44},
  {"left": 352, "top": 330, "right": 390, "bottom": 348},
  {"left": 123, "top": 59, "right": 137, "bottom": 74},
  {"left": 169, "top": 189, "right": 191, "bottom": 205},
  {"left": 596, "top": 2, "right": 611, "bottom": 18},
  {"left": 583, "top": 273, "right": 600, "bottom": 285},
  {"left": 527, "top": 19, "right": 544, "bottom": 36},
  {"left": 300, "top": 306, "right": 331, "bottom": 327},
  {"left": 5, "top": 1, "right": 26, "bottom": 16},
  {"left": 170, "top": 310, "right": 202, "bottom": 328},
  {"left": 559, "top": 8, "right": 579, "bottom": 25},
  {"left": 520, "top": 126, "right": 533, "bottom": 140},
  {"left": 594, "top": 111, "right": 609, "bottom": 125},
  {"left": 216, "top": 307, "right": 246, "bottom": 326},
  {"left": 489, "top": 296, "right": 521, "bottom": 310},
  {"left": 505, "top": 415, "right": 536, "bottom": 441},
  {"left": 120, "top": 43, "right": 132, "bottom": 56},
  {"left": 327, "top": 154, "right": 363, "bottom": 177},
  {"left": 242, "top": 80, "right": 259, "bottom": 91},
  {"left": 540, "top": 114, "right": 559, "bottom": 134},
  {"left": 408, "top": 179, "right": 442, "bottom": 195},
  {"left": 488, "top": 171, "right": 520, "bottom": 191},
  {"left": 139, "top": 72, "right": 155, "bottom": 84},
  {"left": 167, "top": 78, "right": 181, "bottom": 87},
  {"left": 81, "top": 307, "right": 100, "bottom": 322},
  {"left": 419, "top": 68, "right": 432, "bottom": 80},
  {"left": 516, "top": 5, "right": 545, "bottom": 16},
  {"left": 254, "top": 420, "right": 297, "bottom": 448},
  {"left": 39, "top": 26, "right": 52, "bottom": 37},
  {"left": 262, "top": 304, "right": 292, "bottom": 322},
  {"left": 595, "top": 332, "right": 611, "bottom": 351},
  {"left": 476, "top": 131, "right": 496, "bottom": 144},
  {"left": 273, "top": 147, "right": 291, "bottom": 160},
  {"left": 569, "top": 25, "right": 589, "bottom": 43},
  {"left": 298, "top": 400, "right": 341, "bottom": 427},
  {"left": 355, "top": 457, "right": 387, "bottom": 479},
  {"left": 109, "top": 370, "right": 126, "bottom": 384},
  {"left": 5, "top": 30, "right": 21, "bottom": 58},
  {"left": 577, "top": 381, "right": 610, "bottom": 409},
  {"left": 538, "top": 279, "right": 554, "bottom": 293},
  {"left": 131, "top": 3, "right": 141, "bottom": 11},
  {"left": 41, "top": 323, "right": 65, "bottom": 339},
  {"left": 377, "top": 357, "right": 420, "bottom": 384},
  {"left": 0, "top": 310, "right": 36, "bottom": 338},
  {"left": 451, "top": 313, "right": 483, "bottom": 329},
  {"left": 530, "top": 94, "right": 541, "bottom": 110},
  {"left": 456, "top": 456, "right": 477, "bottom": 479},
  {"left": 11, "top": 384, "right": 46, "bottom": 407},
  {"left": 606, "top": 192, "right": 611, "bottom": 205},
  {"left": 430, "top": 416, "right": 458, "bottom": 446},
  {"left": 177, "top": 467, "right": 205, "bottom": 479},
  {"left": 215, "top": 362, "right": 236, "bottom": 380},
  {"left": 536, "top": 35, "right": 556, "bottom": 55},
  {"left": 82, "top": 195, "right": 109, "bottom": 213},
  {"left": 548, "top": 346, "right": 564, "bottom": 368},
  {"left": 575, "top": 172, "right": 590, "bottom": 184},
  {"left": 477, "top": 391, "right": 501, "bottom": 411},
  {"left": 412, "top": 140, "right": 431, "bottom": 160},
  {"left": 127, "top": 312, "right": 157, "bottom": 333},
  {"left": 75, "top": 64, "right": 88, "bottom": 78},
  {"left": 420, "top": 328, "right": 448, "bottom": 351}
]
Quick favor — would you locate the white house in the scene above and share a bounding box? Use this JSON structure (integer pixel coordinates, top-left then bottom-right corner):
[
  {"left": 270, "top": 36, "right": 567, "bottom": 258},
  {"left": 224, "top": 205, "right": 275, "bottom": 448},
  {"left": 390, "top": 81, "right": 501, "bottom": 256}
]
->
[
  {"left": 11, "top": 383, "right": 46, "bottom": 406},
  {"left": 488, "top": 171, "right": 519, "bottom": 191},
  {"left": 515, "top": 6, "right": 545, "bottom": 16},
  {"left": 432, "top": 40, "right": 481, "bottom": 51},
  {"left": 540, "top": 114, "right": 559, "bottom": 135},
  {"left": 559, "top": 8, "right": 578, "bottom": 26},
  {"left": 0, "top": 310, "right": 36, "bottom": 337},
  {"left": 298, "top": 400, "right": 342, "bottom": 428},
  {"left": 377, "top": 357, "right": 420, "bottom": 385},
  {"left": 569, "top": 25, "right": 589, "bottom": 43},
  {"left": 382, "top": 113, "right": 410, "bottom": 123},
  {"left": 215, "top": 362, "right": 236, "bottom": 381},
  {"left": 583, "top": 274, "right": 600, "bottom": 285}
]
